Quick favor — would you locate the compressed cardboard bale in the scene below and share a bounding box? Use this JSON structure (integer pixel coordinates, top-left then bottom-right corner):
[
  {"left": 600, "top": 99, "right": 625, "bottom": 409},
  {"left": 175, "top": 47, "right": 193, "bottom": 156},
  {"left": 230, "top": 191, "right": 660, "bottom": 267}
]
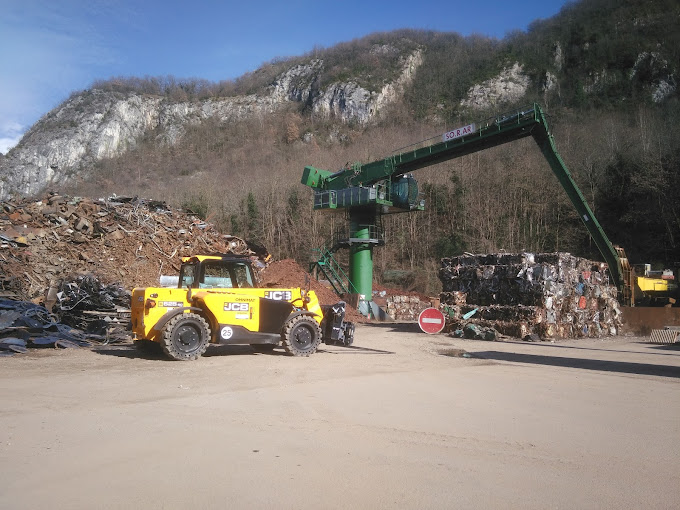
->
[{"left": 386, "top": 294, "right": 432, "bottom": 321}]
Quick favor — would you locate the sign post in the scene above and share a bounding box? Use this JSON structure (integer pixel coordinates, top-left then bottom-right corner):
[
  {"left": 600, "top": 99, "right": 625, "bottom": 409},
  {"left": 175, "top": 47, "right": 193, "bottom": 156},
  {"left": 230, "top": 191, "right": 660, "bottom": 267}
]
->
[{"left": 418, "top": 307, "right": 446, "bottom": 334}]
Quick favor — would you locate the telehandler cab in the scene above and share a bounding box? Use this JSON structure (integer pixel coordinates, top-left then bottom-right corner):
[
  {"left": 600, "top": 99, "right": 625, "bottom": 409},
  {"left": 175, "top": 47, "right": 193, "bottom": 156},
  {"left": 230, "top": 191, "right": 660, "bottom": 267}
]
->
[{"left": 131, "top": 255, "right": 354, "bottom": 360}]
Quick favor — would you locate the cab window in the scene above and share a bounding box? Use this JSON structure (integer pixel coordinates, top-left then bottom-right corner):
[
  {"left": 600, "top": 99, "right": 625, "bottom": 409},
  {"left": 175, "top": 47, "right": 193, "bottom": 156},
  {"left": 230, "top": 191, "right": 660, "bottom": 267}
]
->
[
  {"left": 179, "top": 263, "right": 196, "bottom": 288},
  {"left": 201, "top": 262, "right": 233, "bottom": 288},
  {"left": 233, "top": 263, "right": 254, "bottom": 288}
]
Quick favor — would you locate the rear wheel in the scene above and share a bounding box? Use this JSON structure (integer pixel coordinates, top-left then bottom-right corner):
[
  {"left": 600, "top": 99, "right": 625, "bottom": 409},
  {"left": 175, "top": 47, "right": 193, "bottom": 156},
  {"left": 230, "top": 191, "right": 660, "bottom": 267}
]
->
[
  {"left": 281, "top": 315, "right": 321, "bottom": 357},
  {"left": 161, "top": 313, "right": 210, "bottom": 361}
]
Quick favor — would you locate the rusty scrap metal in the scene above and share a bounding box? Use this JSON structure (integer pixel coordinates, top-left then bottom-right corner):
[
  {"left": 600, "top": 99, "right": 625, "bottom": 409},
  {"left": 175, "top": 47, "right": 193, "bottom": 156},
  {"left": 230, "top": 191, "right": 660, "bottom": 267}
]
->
[
  {"left": 0, "top": 299, "right": 116, "bottom": 356},
  {"left": 0, "top": 192, "right": 273, "bottom": 357},
  {"left": 0, "top": 192, "right": 269, "bottom": 302}
]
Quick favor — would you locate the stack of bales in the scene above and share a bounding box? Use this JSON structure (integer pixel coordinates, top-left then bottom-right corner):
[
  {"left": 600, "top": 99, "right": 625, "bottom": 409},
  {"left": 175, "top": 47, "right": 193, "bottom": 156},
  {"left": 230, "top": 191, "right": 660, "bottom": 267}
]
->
[
  {"left": 439, "top": 252, "right": 623, "bottom": 339},
  {"left": 385, "top": 294, "right": 432, "bottom": 321}
]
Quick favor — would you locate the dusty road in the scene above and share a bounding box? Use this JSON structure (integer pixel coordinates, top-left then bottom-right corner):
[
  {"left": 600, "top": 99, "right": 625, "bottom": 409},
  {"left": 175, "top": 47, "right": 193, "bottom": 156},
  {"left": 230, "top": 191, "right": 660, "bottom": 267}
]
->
[{"left": 1, "top": 324, "right": 679, "bottom": 509}]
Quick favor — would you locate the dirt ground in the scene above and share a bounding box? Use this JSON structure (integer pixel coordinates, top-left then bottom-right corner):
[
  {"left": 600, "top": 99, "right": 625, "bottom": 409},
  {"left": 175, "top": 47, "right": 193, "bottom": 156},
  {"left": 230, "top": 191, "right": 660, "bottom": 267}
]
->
[{"left": 1, "top": 325, "right": 678, "bottom": 509}]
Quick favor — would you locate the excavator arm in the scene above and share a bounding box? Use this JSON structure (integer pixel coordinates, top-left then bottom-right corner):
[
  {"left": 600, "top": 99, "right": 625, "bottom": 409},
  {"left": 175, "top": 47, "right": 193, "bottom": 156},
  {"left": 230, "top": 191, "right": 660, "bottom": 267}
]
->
[{"left": 530, "top": 106, "right": 625, "bottom": 294}]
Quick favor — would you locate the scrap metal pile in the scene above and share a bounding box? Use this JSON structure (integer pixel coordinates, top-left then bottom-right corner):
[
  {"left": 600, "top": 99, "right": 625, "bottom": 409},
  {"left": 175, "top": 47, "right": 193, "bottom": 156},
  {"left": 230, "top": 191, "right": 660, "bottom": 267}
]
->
[
  {"left": 0, "top": 192, "right": 265, "bottom": 302},
  {"left": 0, "top": 299, "right": 116, "bottom": 357},
  {"left": 0, "top": 192, "right": 267, "bottom": 355},
  {"left": 50, "top": 275, "right": 131, "bottom": 334},
  {"left": 439, "top": 252, "right": 623, "bottom": 339}
]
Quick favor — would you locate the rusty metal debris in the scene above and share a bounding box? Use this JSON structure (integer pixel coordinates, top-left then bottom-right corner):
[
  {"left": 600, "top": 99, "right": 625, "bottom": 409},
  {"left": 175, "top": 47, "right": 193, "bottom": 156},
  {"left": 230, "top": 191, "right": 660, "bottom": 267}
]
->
[
  {"left": 0, "top": 299, "right": 117, "bottom": 356},
  {"left": 439, "top": 252, "right": 623, "bottom": 340},
  {"left": 0, "top": 192, "right": 268, "bottom": 303}
]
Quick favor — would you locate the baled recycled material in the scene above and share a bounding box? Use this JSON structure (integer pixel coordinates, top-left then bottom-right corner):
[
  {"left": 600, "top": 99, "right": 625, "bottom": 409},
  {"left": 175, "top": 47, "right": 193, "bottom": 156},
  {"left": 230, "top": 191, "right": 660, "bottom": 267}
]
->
[{"left": 439, "top": 252, "right": 622, "bottom": 339}]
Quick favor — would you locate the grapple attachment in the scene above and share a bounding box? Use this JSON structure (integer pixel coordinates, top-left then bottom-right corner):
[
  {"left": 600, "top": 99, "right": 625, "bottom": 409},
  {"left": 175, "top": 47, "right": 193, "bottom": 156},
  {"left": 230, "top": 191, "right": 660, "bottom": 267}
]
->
[{"left": 320, "top": 301, "right": 355, "bottom": 346}]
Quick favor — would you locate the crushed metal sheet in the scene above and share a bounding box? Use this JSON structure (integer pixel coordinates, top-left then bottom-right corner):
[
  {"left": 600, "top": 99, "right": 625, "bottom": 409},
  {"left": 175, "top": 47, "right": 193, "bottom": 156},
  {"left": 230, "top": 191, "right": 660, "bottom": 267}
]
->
[
  {"left": 0, "top": 310, "right": 21, "bottom": 329},
  {"left": 0, "top": 337, "right": 28, "bottom": 354},
  {"left": 0, "top": 299, "right": 111, "bottom": 355}
]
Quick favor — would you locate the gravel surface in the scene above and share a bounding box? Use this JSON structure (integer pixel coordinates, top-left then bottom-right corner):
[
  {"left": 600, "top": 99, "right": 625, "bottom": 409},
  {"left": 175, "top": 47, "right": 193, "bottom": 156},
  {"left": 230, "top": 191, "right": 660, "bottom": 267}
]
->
[{"left": 1, "top": 327, "right": 678, "bottom": 509}]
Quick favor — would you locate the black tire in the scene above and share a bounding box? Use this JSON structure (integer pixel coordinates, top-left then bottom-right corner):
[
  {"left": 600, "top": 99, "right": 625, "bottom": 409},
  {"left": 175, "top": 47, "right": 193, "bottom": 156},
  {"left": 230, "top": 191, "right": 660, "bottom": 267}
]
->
[
  {"left": 281, "top": 315, "right": 321, "bottom": 357},
  {"left": 161, "top": 313, "right": 211, "bottom": 361},
  {"left": 251, "top": 344, "right": 276, "bottom": 353}
]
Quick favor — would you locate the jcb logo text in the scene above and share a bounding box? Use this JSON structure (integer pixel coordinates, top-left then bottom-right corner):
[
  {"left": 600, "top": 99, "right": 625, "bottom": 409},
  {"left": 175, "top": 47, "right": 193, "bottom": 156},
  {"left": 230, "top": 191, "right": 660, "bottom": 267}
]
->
[
  {"left": 264, "top": 291, "right": 292, "bottom": 301},
  {"left": 224, "top": 302, "right": 249, "bottom": 311}
]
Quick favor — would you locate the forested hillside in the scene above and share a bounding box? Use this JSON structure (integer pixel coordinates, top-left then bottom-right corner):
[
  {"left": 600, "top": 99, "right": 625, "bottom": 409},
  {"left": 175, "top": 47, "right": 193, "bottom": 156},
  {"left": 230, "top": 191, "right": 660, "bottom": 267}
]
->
[{"left": 50, "top": 0, "right": 680, "bottom": 294}]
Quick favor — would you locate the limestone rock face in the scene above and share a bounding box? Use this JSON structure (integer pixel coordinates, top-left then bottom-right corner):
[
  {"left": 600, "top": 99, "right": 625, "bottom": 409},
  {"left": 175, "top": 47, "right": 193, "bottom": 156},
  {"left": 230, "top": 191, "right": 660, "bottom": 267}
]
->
[
  {"left": 543, "top": 71, "right": 558, "bottom": 94},
  {"left": 460, "top": 63, "right": 531, "bottom": 110},
  {"left": 270, "top": 59, "right": 323, "bottom": 104},
  {"left": 0, "top": 51, "right": 423, "bottom": 199},
  {"left": 630, "top": 52, "right": 677, "bottom": 103},
  {"left": 0, "top": 92, "right": 163, "bottom": 199},
  {"left": 312, "top": 50, "right": 423, "bottom": 123},
  {"left": 553, "top": 42, "right": 564, "bottom": 71}
]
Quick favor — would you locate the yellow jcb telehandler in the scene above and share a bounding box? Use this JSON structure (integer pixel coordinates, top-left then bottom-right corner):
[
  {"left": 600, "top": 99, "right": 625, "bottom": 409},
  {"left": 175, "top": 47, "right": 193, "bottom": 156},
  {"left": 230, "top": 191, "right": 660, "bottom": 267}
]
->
[{"left": 130, "top": 255, "right": 354, "bottom": 360}]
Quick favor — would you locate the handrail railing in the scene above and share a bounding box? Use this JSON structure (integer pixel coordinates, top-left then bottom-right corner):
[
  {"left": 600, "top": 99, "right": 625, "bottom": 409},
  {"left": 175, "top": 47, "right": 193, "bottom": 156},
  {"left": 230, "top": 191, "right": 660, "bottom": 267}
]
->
[{"left": 309, "top": 246, "right": 359, "bottom": 296}]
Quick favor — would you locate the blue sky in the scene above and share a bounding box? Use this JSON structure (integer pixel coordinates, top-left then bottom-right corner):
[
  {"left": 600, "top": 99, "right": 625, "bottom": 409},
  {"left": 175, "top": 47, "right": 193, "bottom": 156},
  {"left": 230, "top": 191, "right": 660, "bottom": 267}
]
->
[{"left": 0, "top": 0, "right": 571, "bottom": 154}]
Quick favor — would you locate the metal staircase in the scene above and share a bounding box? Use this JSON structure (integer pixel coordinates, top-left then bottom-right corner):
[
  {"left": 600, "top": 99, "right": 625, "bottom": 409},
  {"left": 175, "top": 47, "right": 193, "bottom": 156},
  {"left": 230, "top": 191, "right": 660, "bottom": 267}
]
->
[
  {"left": 310, "top": 215, "right": 386, "bottom": 297},
  {"left": 309, "top": 246, "right": 358, "bottom": 296}
]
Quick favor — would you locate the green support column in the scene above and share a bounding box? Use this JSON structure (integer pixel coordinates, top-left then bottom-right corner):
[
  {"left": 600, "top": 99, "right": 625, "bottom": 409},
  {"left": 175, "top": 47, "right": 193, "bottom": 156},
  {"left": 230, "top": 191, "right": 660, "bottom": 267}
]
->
[{"left": 349, "top": 211, "right": 374, "bottom": 304}]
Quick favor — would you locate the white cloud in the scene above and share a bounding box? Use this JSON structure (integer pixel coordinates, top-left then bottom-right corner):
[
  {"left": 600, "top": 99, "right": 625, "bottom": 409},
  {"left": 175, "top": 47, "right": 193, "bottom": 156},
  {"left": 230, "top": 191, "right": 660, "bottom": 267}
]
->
[
  {"left": 0, "top": 121, "right": 25, "bottom": 154},
  {"left": 0, "top": 136, "right": 22, "bottom": 155},
  {"left": 0, "top": 1, "right": 124, "bottom": 152}
]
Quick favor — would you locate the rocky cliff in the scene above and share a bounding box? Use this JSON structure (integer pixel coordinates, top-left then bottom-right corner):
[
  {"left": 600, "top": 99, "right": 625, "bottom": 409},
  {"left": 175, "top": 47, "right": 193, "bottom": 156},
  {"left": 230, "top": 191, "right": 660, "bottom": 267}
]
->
[
  {"left": 2, "top": 0, "right": 677, "bottom": 203},
  {"left": 459, "top": 63, "right": 531, "bottom": 110},
  {"left": 0, "top": 49, "right": 422, "bottom": 200}
]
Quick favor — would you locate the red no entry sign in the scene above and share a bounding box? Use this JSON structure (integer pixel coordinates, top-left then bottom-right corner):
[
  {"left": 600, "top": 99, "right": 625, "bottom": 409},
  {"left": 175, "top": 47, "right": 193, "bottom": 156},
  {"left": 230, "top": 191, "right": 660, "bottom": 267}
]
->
[{"left": 418, "top": 307, "right": 445, "bottom": 334}]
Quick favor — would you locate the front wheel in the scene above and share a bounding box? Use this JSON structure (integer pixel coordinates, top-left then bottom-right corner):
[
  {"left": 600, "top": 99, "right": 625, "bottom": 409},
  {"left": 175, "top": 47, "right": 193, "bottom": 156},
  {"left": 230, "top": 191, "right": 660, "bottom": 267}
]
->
[
  {"left": 281, "top": 315, "right": 321, "bottom": 357},
  {"left": 161, "top": 313, "right": 211, "bottom": 361}
]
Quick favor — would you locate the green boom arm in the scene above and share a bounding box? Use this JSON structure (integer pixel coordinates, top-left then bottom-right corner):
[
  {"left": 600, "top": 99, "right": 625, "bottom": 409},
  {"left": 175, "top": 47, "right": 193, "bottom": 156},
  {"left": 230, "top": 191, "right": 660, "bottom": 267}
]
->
[{"left": 302, "top": 104, "right": 625, "bottom": 294}]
